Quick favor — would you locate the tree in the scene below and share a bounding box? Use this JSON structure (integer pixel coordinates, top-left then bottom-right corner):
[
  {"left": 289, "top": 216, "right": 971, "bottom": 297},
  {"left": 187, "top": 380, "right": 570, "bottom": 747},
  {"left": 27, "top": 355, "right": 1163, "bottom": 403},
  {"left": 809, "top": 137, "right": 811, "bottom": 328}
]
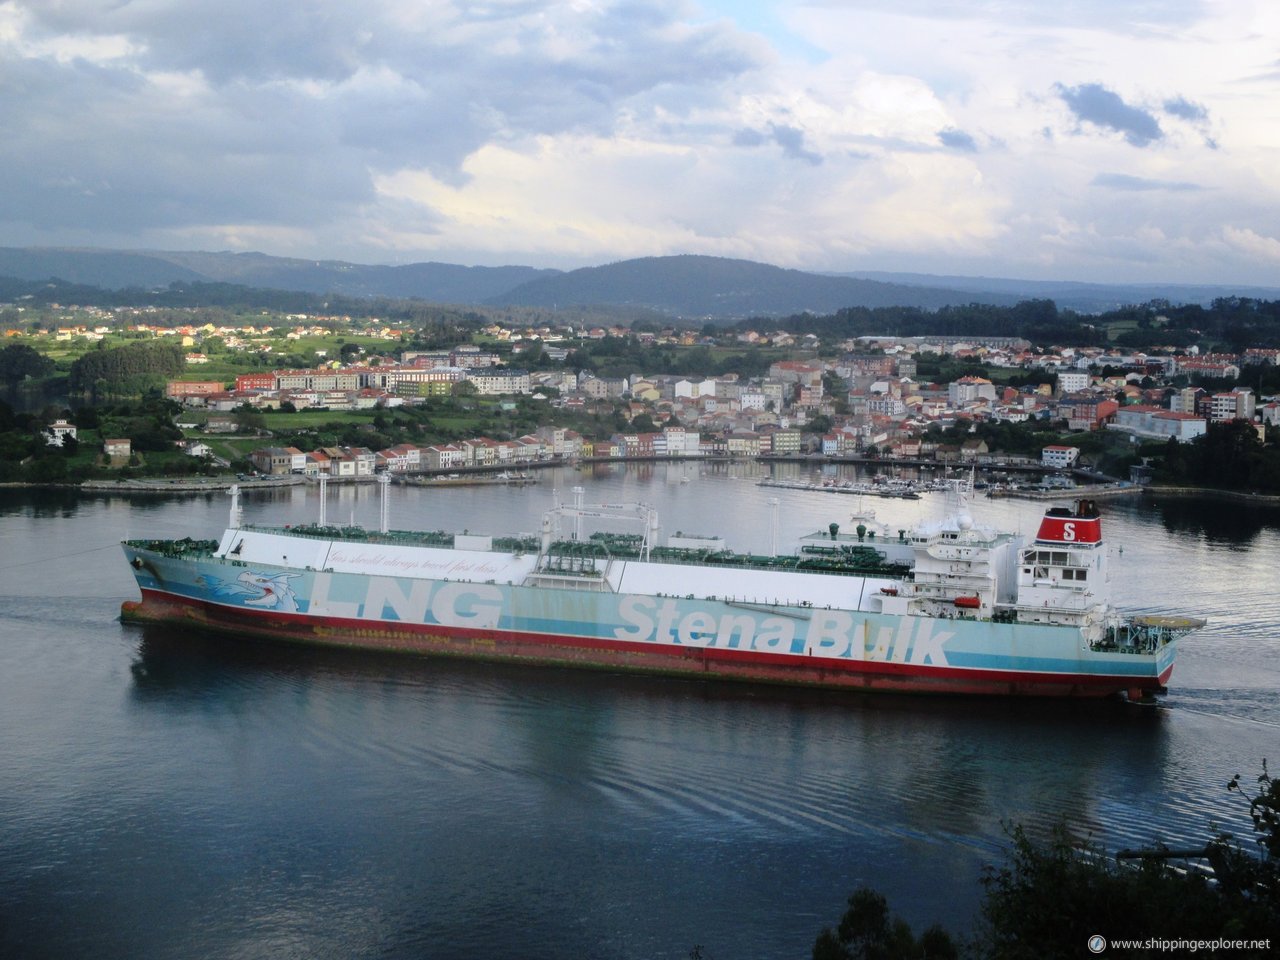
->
[
  {"left": 0, "top": 344, "right": 55, "bottom": 385},
  {"left": 812, "top": 888, "right": 956, "bottom": 960},
  {"left": 233, "top": 404, "right": 267, "bottom": 434},
  {"left": 813, "top": 767, "right": 1280, "bottom": 959},
  {"left": 806, "top": 414, "right": 834, "bottom": 435}
]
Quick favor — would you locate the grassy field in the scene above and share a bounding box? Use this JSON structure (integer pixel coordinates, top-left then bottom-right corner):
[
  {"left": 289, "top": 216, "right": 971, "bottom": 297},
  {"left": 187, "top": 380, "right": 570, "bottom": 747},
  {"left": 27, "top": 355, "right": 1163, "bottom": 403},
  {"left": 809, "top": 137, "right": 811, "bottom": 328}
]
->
[{"left": 259, "top": 410, "right": 381, "bottom": 429}]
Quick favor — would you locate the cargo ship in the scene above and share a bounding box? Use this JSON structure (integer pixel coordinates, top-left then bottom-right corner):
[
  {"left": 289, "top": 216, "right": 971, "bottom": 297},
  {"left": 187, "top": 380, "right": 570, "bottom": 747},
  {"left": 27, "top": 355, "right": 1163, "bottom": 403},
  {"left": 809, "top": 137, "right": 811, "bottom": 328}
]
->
[{"left": 120, "top": 482, "right": 1203, "bottom": 701}]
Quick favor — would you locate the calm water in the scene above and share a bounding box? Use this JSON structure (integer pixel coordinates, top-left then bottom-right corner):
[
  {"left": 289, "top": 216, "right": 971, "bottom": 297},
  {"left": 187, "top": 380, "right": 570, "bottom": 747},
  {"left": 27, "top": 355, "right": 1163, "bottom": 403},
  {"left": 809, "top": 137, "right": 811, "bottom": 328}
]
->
[{"left": 2, "top": 464, "right": 1278, "bottom": 959}]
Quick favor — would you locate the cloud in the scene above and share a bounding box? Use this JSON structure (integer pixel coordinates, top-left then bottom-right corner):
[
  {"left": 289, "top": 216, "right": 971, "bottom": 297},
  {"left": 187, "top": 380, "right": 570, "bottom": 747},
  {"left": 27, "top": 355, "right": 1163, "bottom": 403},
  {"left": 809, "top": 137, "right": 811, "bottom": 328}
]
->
[
  {"left": 1091, "top": 173, "right": 1203, "bottom": 192},
  {"left": 937, "top": 128, "right": 977, "bottom": 152},
  {"left": 1222, "top": 227, "right": 1280, "bottom": 264},
  {"left": 768, "top": 124, "right": 823, "bottom": 165},
  {"left": 1056, "top": 82, "right": 1163, "bottom": 147},
  {"left": 0, "top": 0, "right": 768, "bottom": 236},
  {"left": 0, "top": 0, "right": 1277, "bottom": 286},
  {"left": 1163, "top": 96, "right": 1208, "bottom": 123},
  {"left": 733, "top": 123, "right": 822, "bottom": 164}
]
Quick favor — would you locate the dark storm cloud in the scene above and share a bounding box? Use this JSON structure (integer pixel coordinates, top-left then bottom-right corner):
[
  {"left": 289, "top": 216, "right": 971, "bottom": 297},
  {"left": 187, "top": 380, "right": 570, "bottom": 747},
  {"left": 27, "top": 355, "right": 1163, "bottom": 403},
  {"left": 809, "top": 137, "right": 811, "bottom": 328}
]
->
[
  {"left": 1056, "top": 82, "right": 1163, "bottom": 147},
  {"left": 3, "top": 0, "right": 765, "bottom": 234},
  {"left": 937, "top": 128, "right": 977, "bottom": 152},
  {"left": 1091, "top": 173, "right": 1203, "bottom": 192}
]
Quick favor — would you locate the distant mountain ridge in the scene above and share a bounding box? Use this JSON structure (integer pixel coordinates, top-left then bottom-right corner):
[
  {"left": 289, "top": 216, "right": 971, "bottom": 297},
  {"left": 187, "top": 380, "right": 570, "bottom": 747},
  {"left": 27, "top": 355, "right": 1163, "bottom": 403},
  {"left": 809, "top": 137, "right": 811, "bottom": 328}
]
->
[
  {"left": 0, "top": 246, "right": 1274, "bottom": 318},
  {"left": 483, "top": 255, "right": 1017, "bottom": 315}
]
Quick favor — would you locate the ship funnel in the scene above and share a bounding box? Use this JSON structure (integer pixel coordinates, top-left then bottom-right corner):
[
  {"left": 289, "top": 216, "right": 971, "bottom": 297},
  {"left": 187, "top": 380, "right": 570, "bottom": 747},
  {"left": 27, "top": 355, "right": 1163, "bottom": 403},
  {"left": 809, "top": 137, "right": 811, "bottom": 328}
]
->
[{"left": 1036, "top": 500, "right": 1102, "bottom": 544}]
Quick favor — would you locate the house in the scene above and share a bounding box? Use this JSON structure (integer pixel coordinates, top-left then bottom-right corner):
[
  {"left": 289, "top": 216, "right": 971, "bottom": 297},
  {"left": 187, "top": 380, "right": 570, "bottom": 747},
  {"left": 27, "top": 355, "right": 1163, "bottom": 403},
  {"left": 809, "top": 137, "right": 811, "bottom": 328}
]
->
[
  {"left": 103, "top": 438, "right": 131, "bottom": 462},
  {"left": 320, "top": 447, "right": 357, "bottom": 477},
  {"left": 203, "top": 416, "right": 238, "bottom": 434},
  {"left": 379, "top": 443, "right": 421, "bottom": 473},
  {"left": 1058, "top": 395, "right": 1119, "bottom": 432},
  {"left": 249, "top": 447, "right": 296, "bottom": 475},
  {"left": 423, "top": 444, "right": 465, "bottom": 471},
  {"left": 725, "top": 433, "right": 762, "bottom": 457},
  {"left": 166, "top": 380, "right": 227, "bottom": 399},
  {"left": 45, "top": 419, "right": 78, "bottom": 447}
]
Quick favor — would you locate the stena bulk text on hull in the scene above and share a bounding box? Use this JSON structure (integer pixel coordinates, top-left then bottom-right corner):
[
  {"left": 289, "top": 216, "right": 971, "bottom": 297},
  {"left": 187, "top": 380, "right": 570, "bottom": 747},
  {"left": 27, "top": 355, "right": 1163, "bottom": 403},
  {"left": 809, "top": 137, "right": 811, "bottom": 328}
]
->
[{"left": 120, "top": 482, "right": 1203, "bottom": 702}]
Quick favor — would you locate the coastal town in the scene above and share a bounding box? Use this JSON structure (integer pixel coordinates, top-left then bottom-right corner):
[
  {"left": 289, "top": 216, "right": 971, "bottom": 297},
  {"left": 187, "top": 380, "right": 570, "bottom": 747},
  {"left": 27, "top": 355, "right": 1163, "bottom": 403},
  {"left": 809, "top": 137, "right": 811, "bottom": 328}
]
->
[{"left": 5, "top": 302, "right": 1279, "bottom": 495}]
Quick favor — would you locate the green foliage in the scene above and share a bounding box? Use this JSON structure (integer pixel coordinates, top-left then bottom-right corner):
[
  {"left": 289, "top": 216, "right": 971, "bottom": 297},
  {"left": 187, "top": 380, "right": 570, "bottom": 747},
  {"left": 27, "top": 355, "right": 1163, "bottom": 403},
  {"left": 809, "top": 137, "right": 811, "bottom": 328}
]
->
[
  {"left": 97, "top": 396, "right": 185, "bottom": 453},
  {"left": 68, "top": 341, "right": 185, "bottom": 398},
  {"left": 233, "top": 405, "right": 267, "bottom": 434},
  {"left": 813, "top": 888, "right": 957, "bottom": 960},
  {"left": 0, "top": 343, "right": 55, "bottom": 384},
  {"left": 630, "top": 413, "right": 658, "bottom": 433},
  {"left": 1156, "top": 421, "right": 1280, "bottom": 493},
  {"left": 806, "top": 415, "right": 834, "bottom": 435},
  {"left": 759, "top": 299, "right": 1104, "bottom": 348},
  {"left": 813, "top": 768, "right": 1280, "bottom": 960},
  {"left": 977, "top": 825, "right": 1223, "bottom": 957}
]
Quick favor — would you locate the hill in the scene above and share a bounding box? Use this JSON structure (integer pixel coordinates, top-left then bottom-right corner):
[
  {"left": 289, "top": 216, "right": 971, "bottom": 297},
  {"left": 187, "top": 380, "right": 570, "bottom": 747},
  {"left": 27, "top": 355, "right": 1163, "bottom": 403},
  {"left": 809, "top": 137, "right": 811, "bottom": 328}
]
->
[
  {"left": 2, "top": 246, "right": 1275, "bottom": 319},
  {"left": 839, "top": 270, "right": 1280, "bottom": 314},
  {"left": 484, "top": 255, "right": 1019, "bottom": 318},
  {"left": 0, "top": 247, "right": 554, "bottom": 304}
]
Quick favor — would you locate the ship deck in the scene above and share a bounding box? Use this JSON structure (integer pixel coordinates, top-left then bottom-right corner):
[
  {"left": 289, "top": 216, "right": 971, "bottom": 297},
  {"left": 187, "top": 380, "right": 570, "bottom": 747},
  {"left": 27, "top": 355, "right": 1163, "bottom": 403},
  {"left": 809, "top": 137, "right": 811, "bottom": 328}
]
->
[{"left": 126, "top": 523, "right": 914, "bottom": 579}]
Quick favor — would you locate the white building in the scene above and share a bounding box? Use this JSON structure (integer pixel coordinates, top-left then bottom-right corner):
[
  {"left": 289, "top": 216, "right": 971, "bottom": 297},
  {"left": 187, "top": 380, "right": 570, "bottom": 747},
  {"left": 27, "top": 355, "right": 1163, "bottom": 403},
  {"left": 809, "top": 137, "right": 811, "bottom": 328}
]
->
[
  {"left": 45, "top": 419, "right": 78, "bottom": 447},
  {"left": 1056, "top": 371, "right": 1090, "bottom": 394},
  {"left": 1209, "top": 388, "right": 1254, "bottom": 423},
  {"left": 467, "top": 369, "right": 531, "bottom": 396},
  {"left": 1041, "top": 445, "right": 1079, "bottom": 468},
  {"left": 1108, "top": 409, "right": 1208, "bottom": 443},
  {"left": 947, "top": 376, "right": 997, "bottom": 406},
  {"left": 674, "top": 378, "right": 718, "bottom": 400}
]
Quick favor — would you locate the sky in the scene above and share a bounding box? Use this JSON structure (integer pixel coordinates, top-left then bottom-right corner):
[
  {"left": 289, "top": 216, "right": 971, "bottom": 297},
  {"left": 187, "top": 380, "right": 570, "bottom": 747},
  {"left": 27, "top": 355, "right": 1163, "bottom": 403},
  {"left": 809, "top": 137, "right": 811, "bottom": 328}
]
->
[{"left": 1, "top": 0, "right": 1277, "bottom": 285}]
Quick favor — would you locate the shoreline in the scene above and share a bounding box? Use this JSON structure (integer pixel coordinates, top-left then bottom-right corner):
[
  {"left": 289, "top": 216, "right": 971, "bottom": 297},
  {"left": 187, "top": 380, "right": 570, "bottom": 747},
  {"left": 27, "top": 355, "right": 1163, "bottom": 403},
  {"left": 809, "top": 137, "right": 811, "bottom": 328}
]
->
[
  {"left": 8, "top": 467, "right": 1280, "bottom": 505},
  {"left": 1141, "top": 485, "right": 1280, "bottom": 505}
]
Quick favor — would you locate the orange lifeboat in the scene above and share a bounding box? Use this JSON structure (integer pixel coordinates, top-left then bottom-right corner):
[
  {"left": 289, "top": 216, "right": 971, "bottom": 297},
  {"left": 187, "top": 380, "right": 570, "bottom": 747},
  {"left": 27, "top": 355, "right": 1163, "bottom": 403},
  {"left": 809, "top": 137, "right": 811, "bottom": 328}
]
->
[{"left": 953, "top": 596, "right": 981, "bottom": 609}]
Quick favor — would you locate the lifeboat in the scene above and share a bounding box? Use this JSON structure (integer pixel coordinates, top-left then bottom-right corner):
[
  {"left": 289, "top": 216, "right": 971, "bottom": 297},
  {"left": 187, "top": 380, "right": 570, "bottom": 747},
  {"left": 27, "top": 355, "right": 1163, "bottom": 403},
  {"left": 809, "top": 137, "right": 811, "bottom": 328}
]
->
[
  {"left": 880, "top": 586, "right": 899, "bottom": 596},
  {"left": 953, "top": 596, "right": 981, "bottom": 609}
]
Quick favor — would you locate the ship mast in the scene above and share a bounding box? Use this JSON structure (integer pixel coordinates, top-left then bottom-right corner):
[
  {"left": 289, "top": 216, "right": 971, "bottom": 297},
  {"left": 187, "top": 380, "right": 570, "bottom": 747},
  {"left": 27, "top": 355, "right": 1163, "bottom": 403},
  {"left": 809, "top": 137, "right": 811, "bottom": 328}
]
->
[
  {"left": 377, "top": 473, "right": 391, "bottom": 533},
  {"left": 227, "top": 484, "right": 242, "bottom": 529}
]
